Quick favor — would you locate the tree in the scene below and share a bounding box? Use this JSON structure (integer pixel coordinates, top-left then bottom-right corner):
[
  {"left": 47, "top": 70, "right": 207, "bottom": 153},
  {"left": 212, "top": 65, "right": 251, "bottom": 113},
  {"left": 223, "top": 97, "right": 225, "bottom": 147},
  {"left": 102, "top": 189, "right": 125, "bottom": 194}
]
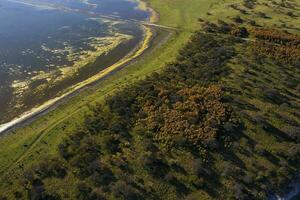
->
[
  {"left": 254, "top": 144, "right": 266, "bottom": 156},
  {"left": 234, "top": 183, "right": 247, "bottom": 200},
  {"left": 76, "top": 182, "right": 92, "bottom": 200},
  {"left": 282, "top": 126, "right": 300, "bottom": 142},
  {"left": 89, "top": 188, "right": 106, "bottom": 200},
  {"left": 140, "top": 153, "right": 169, "bottom": 178},
  {"left": 90, "top": 168, "right": 115, "bottom": 186},
  {"left": 28, "top": 184, "right": 61, "bottom": 200},
  {"left": 233, "top": 16, "right": 244, "bottom": 23},
  {"left": 111, "top": 181, "right": 142, "bottom": 200},
  {"left": 286, "top": 144, "right": 300, "bottom": 163},
  {"left": 191, "top": 159, "right": 203, "bottom": 177}
]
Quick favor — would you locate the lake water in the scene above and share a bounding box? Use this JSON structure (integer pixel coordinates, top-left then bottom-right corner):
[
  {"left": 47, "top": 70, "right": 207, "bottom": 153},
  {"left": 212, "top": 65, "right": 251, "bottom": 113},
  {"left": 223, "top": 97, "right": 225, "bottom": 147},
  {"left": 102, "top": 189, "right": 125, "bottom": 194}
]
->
[{"left": 0, "top": 0, "right": 149, "bottom": 124}]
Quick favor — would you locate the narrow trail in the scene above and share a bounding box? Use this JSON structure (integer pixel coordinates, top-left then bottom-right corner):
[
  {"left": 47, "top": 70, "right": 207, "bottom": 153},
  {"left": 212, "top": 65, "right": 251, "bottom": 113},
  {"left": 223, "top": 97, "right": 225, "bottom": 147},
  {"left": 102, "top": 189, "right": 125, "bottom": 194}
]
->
[
  {"left": 140, "top": 22, "right": 179, "bottom": 30},
  {"left": 0, "top": 110, "right": 76, "bottom": 181}
]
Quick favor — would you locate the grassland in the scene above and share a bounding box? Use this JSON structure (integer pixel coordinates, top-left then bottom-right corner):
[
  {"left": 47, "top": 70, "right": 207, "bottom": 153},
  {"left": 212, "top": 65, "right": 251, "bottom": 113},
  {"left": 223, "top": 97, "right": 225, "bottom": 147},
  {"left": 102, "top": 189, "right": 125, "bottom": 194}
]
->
[{"left": 0, "top": 0, "right": 299, "bottom": 199}]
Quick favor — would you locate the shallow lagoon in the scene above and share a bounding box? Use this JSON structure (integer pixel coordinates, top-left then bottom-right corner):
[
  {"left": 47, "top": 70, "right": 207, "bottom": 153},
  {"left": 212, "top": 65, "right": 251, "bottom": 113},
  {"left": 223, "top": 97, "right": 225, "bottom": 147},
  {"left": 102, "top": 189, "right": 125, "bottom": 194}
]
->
[{"left": 0, "top": 0, "right": 149, "bottom": 123}]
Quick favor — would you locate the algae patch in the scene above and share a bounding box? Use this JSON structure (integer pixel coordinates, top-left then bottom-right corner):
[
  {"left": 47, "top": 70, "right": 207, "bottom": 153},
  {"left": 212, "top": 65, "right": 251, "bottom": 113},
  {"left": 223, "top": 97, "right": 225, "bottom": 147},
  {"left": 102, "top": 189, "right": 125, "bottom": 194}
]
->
[{"left": 10, "top": 19, "right": 133, "bottom": 103}]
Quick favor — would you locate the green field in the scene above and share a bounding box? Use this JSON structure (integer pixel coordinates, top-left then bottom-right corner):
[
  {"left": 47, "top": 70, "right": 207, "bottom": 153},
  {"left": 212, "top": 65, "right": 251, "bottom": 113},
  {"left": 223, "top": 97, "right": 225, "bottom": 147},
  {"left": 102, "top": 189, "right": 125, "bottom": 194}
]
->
[{"left": 0, "top": 0, "right": 299, "bottom": 199}]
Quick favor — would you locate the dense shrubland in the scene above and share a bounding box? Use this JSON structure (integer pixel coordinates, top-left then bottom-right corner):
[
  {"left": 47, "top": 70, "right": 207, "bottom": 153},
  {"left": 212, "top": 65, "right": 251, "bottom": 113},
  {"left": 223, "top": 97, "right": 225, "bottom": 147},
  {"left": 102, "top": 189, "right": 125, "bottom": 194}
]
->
[
  {"left": 249, "top": 28, "right": 300, "bottom": 65},
  {"left": 202, "top": 19, "right": 300, "bottom": 65}
]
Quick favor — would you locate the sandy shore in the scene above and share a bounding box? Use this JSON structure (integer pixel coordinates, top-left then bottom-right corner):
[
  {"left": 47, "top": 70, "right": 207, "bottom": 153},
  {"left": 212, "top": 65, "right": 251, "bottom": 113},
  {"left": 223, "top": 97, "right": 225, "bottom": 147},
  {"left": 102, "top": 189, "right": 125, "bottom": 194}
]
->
[{"left": 0, "top": 1, "right": 159, "bottom": 135}]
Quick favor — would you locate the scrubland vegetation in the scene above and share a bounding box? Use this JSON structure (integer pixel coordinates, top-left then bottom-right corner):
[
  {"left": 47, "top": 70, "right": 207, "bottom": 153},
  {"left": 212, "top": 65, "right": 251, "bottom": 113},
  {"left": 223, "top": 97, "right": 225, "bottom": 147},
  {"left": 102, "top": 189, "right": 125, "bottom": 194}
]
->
[{"left": 0, "top": 0, "right": 300, "bottom": 199}]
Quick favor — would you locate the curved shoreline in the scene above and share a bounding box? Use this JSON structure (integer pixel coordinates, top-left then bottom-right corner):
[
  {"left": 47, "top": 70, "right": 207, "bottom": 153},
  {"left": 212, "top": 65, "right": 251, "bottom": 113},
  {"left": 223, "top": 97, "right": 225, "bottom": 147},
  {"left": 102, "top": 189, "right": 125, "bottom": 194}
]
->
[{"left": 0, "top": 1, "right": 157, "bottom": 136}]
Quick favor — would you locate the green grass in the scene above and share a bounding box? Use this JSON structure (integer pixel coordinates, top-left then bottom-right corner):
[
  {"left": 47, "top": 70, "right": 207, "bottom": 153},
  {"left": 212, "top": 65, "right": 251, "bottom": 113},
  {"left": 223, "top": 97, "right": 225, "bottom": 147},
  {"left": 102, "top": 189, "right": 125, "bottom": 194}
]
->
[{"left": 1, "top": 0, "right": 300, "bottom": 198}]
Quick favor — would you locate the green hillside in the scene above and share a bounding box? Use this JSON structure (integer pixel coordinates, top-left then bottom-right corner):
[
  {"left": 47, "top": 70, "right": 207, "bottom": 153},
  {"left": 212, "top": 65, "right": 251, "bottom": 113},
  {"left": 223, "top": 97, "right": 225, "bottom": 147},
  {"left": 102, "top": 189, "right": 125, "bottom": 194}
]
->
[{"left": 0, "top": 0, "right": 300, "bottom": 199}]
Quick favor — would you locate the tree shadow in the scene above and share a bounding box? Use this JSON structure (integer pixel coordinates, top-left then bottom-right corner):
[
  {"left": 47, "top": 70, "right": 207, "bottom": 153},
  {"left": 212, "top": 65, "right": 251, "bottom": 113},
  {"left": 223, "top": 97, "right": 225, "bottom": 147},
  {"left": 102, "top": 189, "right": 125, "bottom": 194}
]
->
[
  {"left": 261, "top": 121, "right": 291, "bottom": 142},
  {"left": 263, "top": 151, "right": 280, "bottom": 165},
  {"left": 231, "top": 98, "right": 260, "bottom": 112}
]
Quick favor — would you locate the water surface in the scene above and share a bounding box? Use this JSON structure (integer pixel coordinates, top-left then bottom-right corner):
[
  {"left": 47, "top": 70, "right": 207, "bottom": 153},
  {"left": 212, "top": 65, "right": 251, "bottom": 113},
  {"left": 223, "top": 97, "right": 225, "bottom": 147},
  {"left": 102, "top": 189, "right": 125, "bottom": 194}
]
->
[{"left": 0, "top": 0, "right": 149, "bottom": 124}]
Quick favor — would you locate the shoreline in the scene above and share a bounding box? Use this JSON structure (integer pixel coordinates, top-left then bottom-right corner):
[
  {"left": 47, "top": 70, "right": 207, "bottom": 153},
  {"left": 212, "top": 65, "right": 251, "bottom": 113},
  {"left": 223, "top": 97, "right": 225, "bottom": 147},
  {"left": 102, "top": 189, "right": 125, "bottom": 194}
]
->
[{"left": 0, "top": 1, "right": 157, "bottom": 136}]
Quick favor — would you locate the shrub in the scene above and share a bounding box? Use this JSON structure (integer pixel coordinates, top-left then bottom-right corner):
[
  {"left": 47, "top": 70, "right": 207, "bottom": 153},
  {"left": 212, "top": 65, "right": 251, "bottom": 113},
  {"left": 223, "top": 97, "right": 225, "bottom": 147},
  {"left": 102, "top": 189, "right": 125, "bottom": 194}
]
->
[
  {"left": 76, "top": 182, "right": 92, "bottom": 200},
  {"left": 138, "top": 85, "right": 235, "bottom": 148},
  {"left": 89, "top": 188, "right": 106, "bottom": 200},
  {"left": 295, "top": 60, "right": 300, "bottom": 68},
  {"left": 69, "top": 137, "right": 101, "bottom": 177},
  {"left": 263, "top": 89, "right": 286, "bottom": 105},
  {"left": 286, "top": 11, "right": 294, "bottom": 17},
  {"left": 243, "top": 172, "right": 254, "bottom": 185},
  {"left": 0, "top": 196, "right": 7, "bottom": 200},
  {"left": 249, "top": 27, "right": 300, "bottom": 45},
  {"left": 14, "top": 191, "right": 23, "bottom": 199},
  {"left": 257, "top": 12, "right": 267, "bottom": 18},
  {"left": 184, "top": 195, "right": 199, "bottom": 200},
  {"left": 244, "top": 0, "right": 254, "bottom": 9},
  {"left": 28, "top": 185, "right": 61, "bottom": 200},
  {"left": 202, "top": 22, "right": 219, "bottom": 33},
  {"left": 233, "top": 16, "right": 244, "bottom": 24},
  {"left": 111, "top": 181, "right": 141, "bottom": 200},
  {"left": 282, "top": 126, "right": 300, "bottom": 142},
  {"left": 35, "top": 159, "right": 67, "bottom": 179},
  {"left": 101, "top": 135, "right": 120, "bottom": 154},
  {"left": 58, "top": 130, "right": 87, "bottom": 160},
  {"left": 22, "top": 158, "right": 67, "bottom": 188},
  {"left": 222, "top": 162, "right": 235, "bottom": 178},
  {"left": 234, "top": 183, "right": 248, "bottom": 200},
  {"left": 286, "top": 144, "right": 300, "bottom": 163},
  {"left": 191, "top": 159, "right": 203, "bottom": 177},
  {"left": 248, "top": 20, "right": 256, "bottom": 26},
  {"left": 90, "top": 168, "right": 115, "bottom": 186},
  {"left": 192, "top": 177, "right": 205, "bottom": 189},
  {"left": 140, "top": 154, "right": 169, "bottom": 178},
  {"left": 231, "top": 27, "right": 249, "bottom": 38},
  {"left": 254, "top": 144, "right": 266, "bottom": 156}
]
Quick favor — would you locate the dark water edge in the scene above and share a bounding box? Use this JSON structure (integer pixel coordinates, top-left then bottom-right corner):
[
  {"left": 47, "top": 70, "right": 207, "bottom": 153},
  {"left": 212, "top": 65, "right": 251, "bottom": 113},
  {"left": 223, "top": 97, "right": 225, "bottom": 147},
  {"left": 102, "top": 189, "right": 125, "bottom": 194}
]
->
[
  {"left": 0, "top": 31, "right": 144, "bottom": 124},
  {"left": 0, "top": 0, "right": 150, "bottom": 125},
  {"left": 268, "top": 174, "right": 300, "bottom": 200}
]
